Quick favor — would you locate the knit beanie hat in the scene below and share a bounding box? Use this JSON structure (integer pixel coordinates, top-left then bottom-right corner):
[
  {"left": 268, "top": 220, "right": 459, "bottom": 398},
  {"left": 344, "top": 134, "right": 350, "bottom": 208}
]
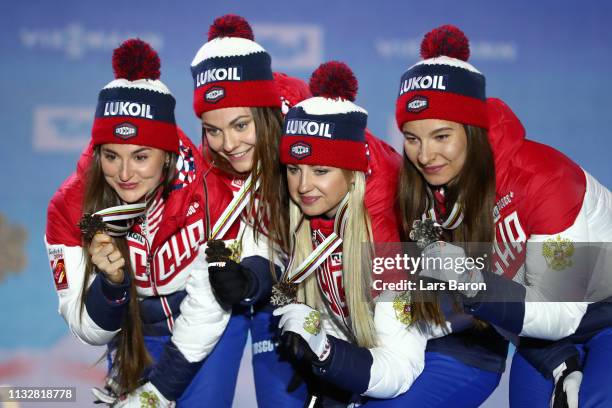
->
[
  {"left": 273, "top": 72, "right": 312, "bottom": 115},
  {"left": 191, "top": 14, "right": 281, "bottom": 117},
  {"left": 395, "top": 25, "right": 488, "bottom": 130},
  {"left": 92, "top": 39, "right": 179, "bottom": 153},
  {"left": 280, "top": 61, "right": 368, "bottom": 172}
]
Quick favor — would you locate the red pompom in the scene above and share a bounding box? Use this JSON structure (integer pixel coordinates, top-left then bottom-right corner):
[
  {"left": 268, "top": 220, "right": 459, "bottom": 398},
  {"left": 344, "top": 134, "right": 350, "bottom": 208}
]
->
[
  {"left": 420, "top": 25, "right": 470, "bottom": 61},
  {"left": 112, "top": 39, "right": 160, "bottom": 81},
  {"left": 309, "top": 61, "right": 358, "bottom": 101},
  {"left": 208, "top": 14, "right": 254, "bottom": 41}
]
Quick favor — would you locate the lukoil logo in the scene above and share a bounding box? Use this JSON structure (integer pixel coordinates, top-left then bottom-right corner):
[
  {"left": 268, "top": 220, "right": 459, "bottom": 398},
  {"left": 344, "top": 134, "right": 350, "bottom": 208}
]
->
[
  {"left": 399, "top": 75, "right": 446, "bottom": 96},
  {"left": 196, "top": 67, "right": 242, "bottom": 87},
  {"left": 286, "top": 119, "right": 334, "bottom": 138}
]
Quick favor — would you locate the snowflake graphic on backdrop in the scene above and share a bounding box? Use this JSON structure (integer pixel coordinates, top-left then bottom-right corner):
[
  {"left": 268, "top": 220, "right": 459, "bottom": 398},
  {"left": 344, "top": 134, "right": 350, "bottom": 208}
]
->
[{"left": 0, "top": 213, "right": 28, "bottom": 281}]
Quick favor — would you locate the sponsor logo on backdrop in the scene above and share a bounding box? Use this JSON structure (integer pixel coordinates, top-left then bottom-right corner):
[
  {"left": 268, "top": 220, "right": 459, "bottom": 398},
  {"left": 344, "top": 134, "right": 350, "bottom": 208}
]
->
[
  {"left": 290, "top": 142, "right": 311, "bottom": 159},
  {"left": 33, "top": 106, "right": 91, "bottom": 152},
  {"left": 252, "top": 24, "right": 323, "bottom": 70},
  {"left": 376, "top": 38, "right": 517, "bottom": 61},
  {"left": 20, "top": 23, "right": 163, "bottom": 59}
]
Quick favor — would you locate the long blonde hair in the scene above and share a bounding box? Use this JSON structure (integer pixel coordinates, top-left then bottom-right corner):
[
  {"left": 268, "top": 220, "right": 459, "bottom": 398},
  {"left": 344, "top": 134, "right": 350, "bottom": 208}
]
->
[{"left": 290, "top": 171, "right": 377, "bottom": 348}]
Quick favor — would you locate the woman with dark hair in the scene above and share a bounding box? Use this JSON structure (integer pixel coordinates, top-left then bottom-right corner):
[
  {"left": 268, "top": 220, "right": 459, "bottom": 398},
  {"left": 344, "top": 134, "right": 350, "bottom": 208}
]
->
[
  {"left": 45, "top": 40, "right": 229, "bottom": 407},
  {"left": 186, "top": 14, "right": 312, "bottom": 407},
  {"left": 395, "top": 25, "right": 612, "bottom": 407}
]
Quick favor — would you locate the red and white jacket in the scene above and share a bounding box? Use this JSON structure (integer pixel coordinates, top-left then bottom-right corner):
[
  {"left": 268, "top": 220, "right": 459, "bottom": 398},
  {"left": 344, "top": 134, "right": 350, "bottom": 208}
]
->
[
  {"left": 45, "top": 129, "right": 230, "bottom": 366},
  {"left": 467, "top": 98, "right": 612, "bottom": 340}
]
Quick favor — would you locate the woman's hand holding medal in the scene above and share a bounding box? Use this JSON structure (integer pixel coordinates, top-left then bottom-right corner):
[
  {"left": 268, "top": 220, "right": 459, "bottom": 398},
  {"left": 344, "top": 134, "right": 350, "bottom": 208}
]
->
[{"left": 88, "top": 232, "right": 125, "bottom": 284}]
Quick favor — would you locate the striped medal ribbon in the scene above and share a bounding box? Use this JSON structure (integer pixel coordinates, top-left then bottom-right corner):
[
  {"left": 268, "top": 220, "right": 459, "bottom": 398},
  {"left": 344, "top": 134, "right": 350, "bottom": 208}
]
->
[
  {"left": 79, "top": 203, "right": 147, "bottom": 239},
  {"left": 208, "top": 173, "right": 260, "bottom": 241},
  {"left": 286, "top": 194, "right": 350, "bottom": 284},
  {"left": 423, "top": 188, "right": 464, "bottom": 230},
  {"left": 271, "top": 195, "right": 350, "bottom": 307}
]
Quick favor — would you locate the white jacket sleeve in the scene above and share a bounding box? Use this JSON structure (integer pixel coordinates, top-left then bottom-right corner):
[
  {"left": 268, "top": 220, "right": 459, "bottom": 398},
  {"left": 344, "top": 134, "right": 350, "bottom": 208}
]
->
[
  {"left": 170, "top": 243, "right": 231, "bottom": 362},
  {"left": 365, "top": 291, "right": 449, "bottom": 398},
  {"left": 45, "top": 238, "right": 122, "bottom": 346}
]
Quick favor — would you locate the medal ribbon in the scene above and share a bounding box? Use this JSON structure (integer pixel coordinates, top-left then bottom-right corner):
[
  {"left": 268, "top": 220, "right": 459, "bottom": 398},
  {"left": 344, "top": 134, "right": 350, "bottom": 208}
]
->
[
  {"left": 424, "top": 188, "right": 464, "bottom": 230},
  {"left": 208, "top": 173, "right": 260, "bottom": 240},
  {"left": 94, "top": 203, "right": 147, "bottom": 236},
  {"left": 283, "top": 194, "right": 350, "bottom": 284}
]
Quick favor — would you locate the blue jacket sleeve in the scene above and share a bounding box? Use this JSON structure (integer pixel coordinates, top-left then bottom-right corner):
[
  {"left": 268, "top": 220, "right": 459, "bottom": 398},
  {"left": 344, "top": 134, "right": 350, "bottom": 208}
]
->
[
  {"left": 148, "top": 340, "right": 203, "bottom": 401},
  {"left": 463, "top": 270, "right": 527, "bottom": 334},
  {"left": 312, "top": 336, "right": 374, "bottom": 394},
  {"left": 84, "top": 272, "right": 130, "bottom": 331}
]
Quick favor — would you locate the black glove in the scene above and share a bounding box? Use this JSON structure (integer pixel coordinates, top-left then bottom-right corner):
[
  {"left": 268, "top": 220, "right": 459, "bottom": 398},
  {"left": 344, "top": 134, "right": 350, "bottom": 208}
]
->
[
  {"left": 208, "top": 259, "right": 255, "bottom": 307},
  {"left": 205, "top": 239, "right": 232, "bottom": 263},
  {"left": 278, "top": 331, "right": 335, "bottom": 371},
  {"left": 551, "top": 355, "right": 582, "bottom": 408}
]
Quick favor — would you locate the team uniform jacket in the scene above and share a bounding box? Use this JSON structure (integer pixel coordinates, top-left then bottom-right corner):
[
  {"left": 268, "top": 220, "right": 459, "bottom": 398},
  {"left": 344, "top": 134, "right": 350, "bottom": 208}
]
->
[
  {"left": 464, "top": 98, "right": 612, "bottom": 343},
  {"left": 45, "top": 130, "right": 230, "bottom": 401},
  {"left": 305, "top": 133, "right": 451, "bottom": 399},
  {"left": 199, "top": 151, "right": 286, "bottom": 305}
]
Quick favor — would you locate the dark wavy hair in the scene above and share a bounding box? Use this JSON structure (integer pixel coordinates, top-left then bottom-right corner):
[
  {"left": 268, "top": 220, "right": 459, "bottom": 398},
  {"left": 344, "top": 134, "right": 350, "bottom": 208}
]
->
[{"left": 398, "top": 125, "right": 496, "bottom": 325}]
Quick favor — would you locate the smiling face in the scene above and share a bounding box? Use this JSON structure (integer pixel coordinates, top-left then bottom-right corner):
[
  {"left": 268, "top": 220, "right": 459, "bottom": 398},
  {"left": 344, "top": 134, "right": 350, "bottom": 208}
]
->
[
  {"left": 286, "top": 164, "right": 354, "bottom": 218},
  {"left": 401, "top": 119, "right": 468, "bottom": 186},
  {"left": 100, "top": 143, "right": 167, "bottom": 203},
  {"left": 201, "top": 107, "right": 257, "bottom": 174}
]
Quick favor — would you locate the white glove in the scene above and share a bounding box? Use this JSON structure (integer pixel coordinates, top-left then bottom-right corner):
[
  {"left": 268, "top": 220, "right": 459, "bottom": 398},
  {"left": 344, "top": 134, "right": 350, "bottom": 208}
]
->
[
  {"left": 420, "top": 242, "right": 484, "bottom": 297},
  {"left": 111, "top": 382, "right": 174, "bottom": 408},
  {"left": 92, "top": 386, "right": 116, "bottom": 405},
  {"left": 550, "top": 358, "right": 582, "bottom": 408},
  {"left": 273, "top": 303, "right": 331, "bottom": 361}
]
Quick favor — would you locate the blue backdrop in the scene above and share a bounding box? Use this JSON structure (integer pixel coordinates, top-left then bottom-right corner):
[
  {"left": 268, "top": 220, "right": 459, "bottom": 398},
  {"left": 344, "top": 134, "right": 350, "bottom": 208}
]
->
[{"left": 0, "top": 1, "right": 610, "bottom": 406}]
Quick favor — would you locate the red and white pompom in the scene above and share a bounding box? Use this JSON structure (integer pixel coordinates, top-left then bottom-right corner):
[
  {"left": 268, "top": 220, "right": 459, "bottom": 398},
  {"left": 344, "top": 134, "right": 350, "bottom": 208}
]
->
[
  {"left": 112, "top": 38, "right": 160, "bottom": 81},
  {"left": 309, "top": 61, "right": 358, "bottom": 101},
  {"left": 420, "top": 25, "right": 470, "bottom": 62},
  {"left": 208, "top": 14, "right": 254, "bottom": 41}
]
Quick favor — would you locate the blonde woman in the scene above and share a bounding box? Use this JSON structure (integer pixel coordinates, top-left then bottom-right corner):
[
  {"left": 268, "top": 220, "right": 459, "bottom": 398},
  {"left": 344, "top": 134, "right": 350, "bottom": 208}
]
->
[{"left": 273, "top": 61, "right": 452, "bottom": 406}]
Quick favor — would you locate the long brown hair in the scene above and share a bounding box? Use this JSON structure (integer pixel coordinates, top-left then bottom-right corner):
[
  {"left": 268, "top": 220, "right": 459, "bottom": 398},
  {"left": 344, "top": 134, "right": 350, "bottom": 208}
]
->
[
  {"left": 79, "top": 146, "right": 177, "bottom": 393},
  {"left": 398, "top": 125, "right": 495, "bottom": 324},
  {"left": 204, "top": 107, "right": 290, "bottom": 259}
]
